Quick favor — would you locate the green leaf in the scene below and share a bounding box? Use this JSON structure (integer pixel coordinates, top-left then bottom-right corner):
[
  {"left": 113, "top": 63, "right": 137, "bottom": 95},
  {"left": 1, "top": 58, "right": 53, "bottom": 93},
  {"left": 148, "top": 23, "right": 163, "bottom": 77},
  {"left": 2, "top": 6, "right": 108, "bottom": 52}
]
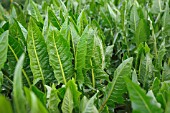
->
[
  {"left": 46, "top": 84, "right": 61, "bottom": 113},
  {"left": 80, "top": 94, "right": 98, "bottom": 113},
  {"left": 75, "top": 30, "right": 87, "bottom": 84},
  {"left": 48, "top": 9, "right": 61, "bottom": 30},
  {"left": 70, "top": 22, "right": 80, "bottom": 55},
  {"left": 66, "top": 79, "right": 81, "bottom": 107},
  {"left": 162, "top": 62, "right": 170, "bottom": 81},
  {"left": 151, "top": 77, "right": 160, "bottom": 96},
  {"left": 77, "top": 9, "right": 88, "bottom": 34},
  {"left": 12, "top": 3, "right": 27, "bottom": 27},
  {"left": 31, "top": 86, "right": 46, "bottom": 106},
  {"left": 61, "top": 87, "right": 73, "bottom": 113},
  {"left": 60, "top": 18, "right": 70, "bottom": 41},
  {"left": 150, "top": 0, "right": 163, "bottom": 14},
  {"left": 99, "top": 57, "right": 133, "bottom": 112},
  {"left": 9, "top": 19, "right": 26, "bottom": 48},
  {"left": 139, "top": 48, "right": 153, "bottom": 89},
  {"left": 107, "top": 3, "right": 120, "bottom": 23},
  {"left": 93, "top": 34, "right": 105, "bottom": 70},
  {"left": 0, "top": 30, "right": 8, "bottom": 69},
  {"left": 84, "top": 26, "right": 95, "bottom": 69},
  {"left": 165, "top": 91, "right": 170, "bottom": 113},
  {"left": 42, "top": 13, "right": 49, "bottom": 41},
  {"left": 27, "top": 17, "right": 54, "bottom": 85},
  {"left": 91, "top": 35, "right": 109, "bottom": 88},
  {"left": 27, "top": 0, "right": 43, "bottom": 23},
  {"left": 162, "top": 0, "right": 170, "bottom": 36},
  {"left": 134, "top": 19, "right": 149, "bottom": 46},
  {"left": 0, "top": 95, "right": 13, "bottom": 113},
  {"left": 125, "top": 77, "right": 163, "bottom": 113},
  {"left": 46, "top": 28, "right": 73, "bottom": 85},
  {"left": 130, "top": 3, "right": 140, "bottom": 32},
  {"left": 156, "top": 39, "right": 166, "bottom": 72},
  {"left": 24, "top": 87, "right": 48, "bottom": 113},
  {"left": 8, "top": 33, "right": 31, "bottom": 86},
  {"left": 156, "top": 82, "right": 170, "bottom": 109},
  {"left": 13, "top": 54, "right": 26, "bottom": 113},
  {"left": 7, "top": 36, "right": 22, "bottom": 66},
  {"left": 132, "top": 69, "right": 140, "bottom": 85}
]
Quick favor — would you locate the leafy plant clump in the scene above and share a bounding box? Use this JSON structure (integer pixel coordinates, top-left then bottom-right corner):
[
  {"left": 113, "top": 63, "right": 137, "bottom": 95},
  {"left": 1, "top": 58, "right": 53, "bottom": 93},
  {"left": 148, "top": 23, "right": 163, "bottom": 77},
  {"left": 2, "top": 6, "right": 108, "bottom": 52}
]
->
[{"left": 0, "top": 0, "right": 170, "bottom": 113}]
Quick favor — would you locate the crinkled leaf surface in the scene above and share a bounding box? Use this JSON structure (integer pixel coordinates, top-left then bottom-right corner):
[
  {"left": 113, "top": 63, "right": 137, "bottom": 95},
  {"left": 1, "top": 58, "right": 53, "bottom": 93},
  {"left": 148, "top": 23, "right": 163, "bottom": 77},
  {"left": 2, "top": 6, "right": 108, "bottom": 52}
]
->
[
  {"left": 46, "top": 29, "right": 73, "bottom": 84},
  {"left": 27, "top": 17, "right": 54, "bottom": 85},
  {"left": 0, "top": 30, "right": 8, "bottom": 69},
  {"left": 99, "top": 58, "right": 133, "bottom": 112}
]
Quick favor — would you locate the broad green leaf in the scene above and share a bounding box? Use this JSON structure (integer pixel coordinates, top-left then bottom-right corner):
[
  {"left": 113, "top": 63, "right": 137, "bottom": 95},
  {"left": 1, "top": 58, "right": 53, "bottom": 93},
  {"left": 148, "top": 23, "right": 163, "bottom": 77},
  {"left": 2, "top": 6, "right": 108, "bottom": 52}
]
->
[
  {"left": 125, "top": 77, "right": 163, "bottom": 113},
  {"left": 162, "top": 0, "right": 170, "bottom": 36},
  {"left": 46, "top": 84, "right": 61, "bottom": 113},
  {"left": 61, "top": 87, "right": 73, "bottom": 113},
  {"left": 18, "top": 21, "right": 28, "bottom": 40},
  {"left": 120, "top": 1, "right": 126, "bottom": 31},
  {"left": 130, "top": 3, "right": 140, "bottom": 32},
  {"left": 162, "top": 62, "right": 170, "bottom": 81},
  {"left": 9, "top": 19, "right": 26, "bottom": 47},
  {"left": 60, "top": 18, "right": 70, "bottom": 41},
  {"left": 46, "top": 29, "right": 73, "bottom": 85},
  {"left": 150, "top": 0, "right": 163, "bottom": 14},
  {"left": 58, "top": 0, "right": 68, "bottom": 15},
  {"left": 156, "top": 82, "right": 170, "bottom": 109},
  {"left": 9, "top": 7, "right": 17, "bottom": 24},
  {"left": 99, "top": 58, "right": 133, "bottom": 112},
  {"left": 165, "top": 92, "right": 170, "bottom": 113},
  {"left": 7, "top": 33, "right": 23, "bottom": 62},
  {"left": 31, "top": 86, "right": 46, "bottom": 106},
  {"left": 48, "top": 9, "right": 61, "bottom": 30},
  {"left": 0, "top": 4, "right": 8, "bottom": 21},
  {"left": 107, "top": 3, "right": 120, "bottom": 23},
  {"left": 0, "top": 95, "right": 13, "bottom": 113},
  {"left": 135, "top": 43, "right": 144, "bottom": 70},
  {"left": 132, "top": 69, "right": 140, "bottom": 85},
  {"left": 80, "top": 94, "right": 99, "bottom": 113},
  {"left": 13, "top": 54, "right": 26, "bottom": 113},
  {"left": 58, "top": 87, "right": 66, "bottom": 99},
  {"left": 24, "top": 87, "right": 48, "bottom": 113},
  {"left": 83, "top": 26, "right": 95, "bottom": 69},
  {"left": 94, "top": 34, "right": 105, "bottom": 69},
  {"left": 27, "top": 17, "right": 54, "bottom": 85},
  {"left": 75, "top": 30, "right": 87, "bottom": 84},
  {"left": 27, "top": 0, "right": 43, "bottom": 23},
  {"left": 70, "top": 22, "right": 80, "bottom": 55},
  {"left": 0, "top": 30, "right": 8, "bottom": 69},
  {"left": 42, "top": 13, "right": 49, "bottom": 41},
  {"left": 77, "top": 9, "right": 88, "bottom": 34},
  {"left": 139, "top": 49, "right": 153, "bottom": 89},
  {"left": 12, "top": 3, "right": 27, "bottom": 27},
  {"left": 156, "top": 39, "right": 166, "bottom": 71},
  {"left": 147, "top": 90, "right": 161, "bottom": 108},
  {"left": 105, "top": 45, "right": 114, "bottom": 72},
  {"left": 8, "top": 34, "right": 31, "bottom": 86},
  {"left": 91, "top": 35, "right": 109, "bottom": 88},
  {"left": 156, "top": 93, "right": 166, "bottom": 110},
  {"left": 134, "top": 19, "right": 149, "bottom": 46},
  {"left": 92, "top": 57, "right": 109, "bottom": 89},
  {"left": 66, "top": 79, "right": 81, "bottom": 107},
  {"left": 151, "top": 77, "right": 160, "bottom": 96}
]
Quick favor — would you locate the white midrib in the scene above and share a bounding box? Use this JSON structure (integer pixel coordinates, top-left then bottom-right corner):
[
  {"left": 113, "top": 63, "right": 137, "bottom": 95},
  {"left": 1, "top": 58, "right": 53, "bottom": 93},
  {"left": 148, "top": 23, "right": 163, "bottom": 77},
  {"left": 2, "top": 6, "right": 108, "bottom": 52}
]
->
[
  {"left": 52, "top": 32, "right": 66, "bottom": 85},
  {"left": 31, "top": 29, "right": 45, "bottom": 83}
]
